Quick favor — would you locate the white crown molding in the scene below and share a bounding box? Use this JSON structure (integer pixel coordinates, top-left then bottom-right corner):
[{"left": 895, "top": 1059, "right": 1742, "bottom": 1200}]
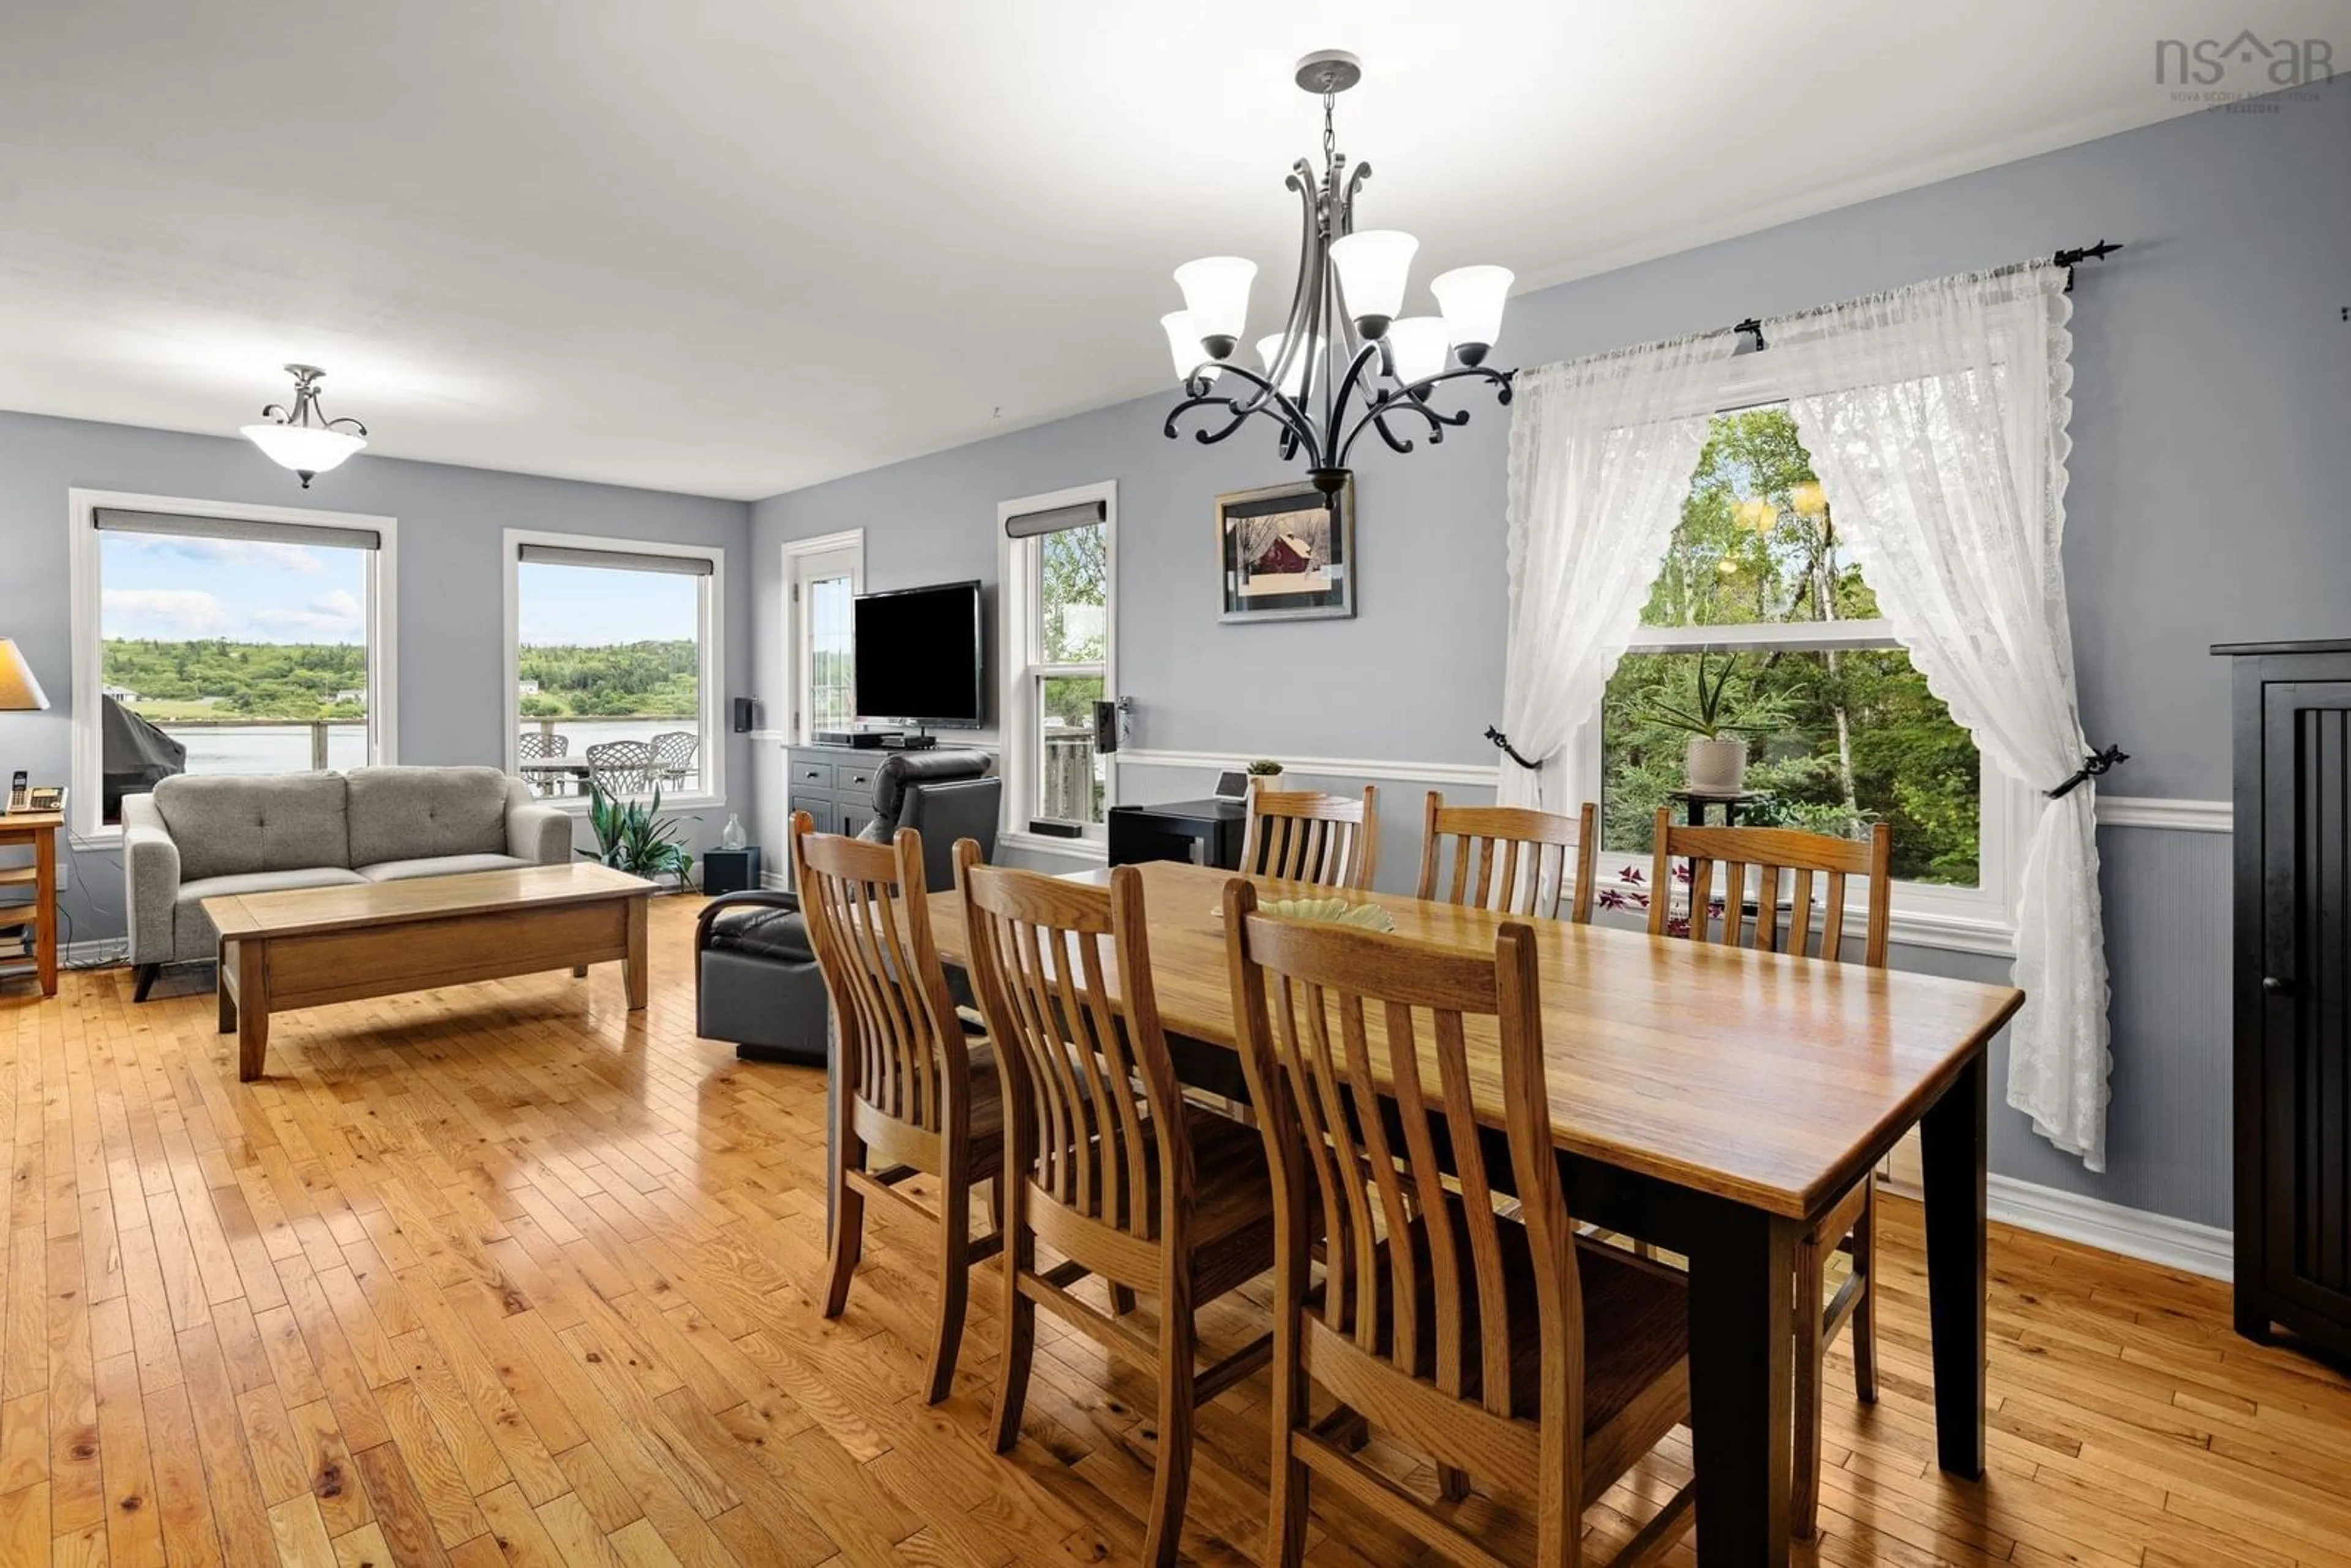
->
[
  {"left": 2094, "top": 795, "right": 2232, "bottom": 833},
  {"left": 1882, "top": 1170, "right": 2232, "bottom": 1281},
  {"left": 1111, "top": 749, "right": 1498, "bottom": 790}
]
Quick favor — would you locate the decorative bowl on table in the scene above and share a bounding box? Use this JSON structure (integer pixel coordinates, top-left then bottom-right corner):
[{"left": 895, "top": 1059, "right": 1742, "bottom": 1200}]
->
[{"left": 1221, "top": 895, "right": 1395, "bottom": 932}]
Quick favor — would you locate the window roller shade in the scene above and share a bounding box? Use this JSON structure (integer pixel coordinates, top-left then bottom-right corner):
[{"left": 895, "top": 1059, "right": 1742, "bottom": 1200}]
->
[
  {"left": 516, "top": 542, "right": 714, "bottom": 577},
  {"left": 93, "top": 507, "right": 381, "bottom": 552},
  {"left": 1004, "top": 500, "right": 1106, "bottom": 539}
]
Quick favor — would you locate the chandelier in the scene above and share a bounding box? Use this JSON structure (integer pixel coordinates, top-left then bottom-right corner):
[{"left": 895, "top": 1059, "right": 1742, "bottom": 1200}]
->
[
  {"left": 241, "top": 364, "right": 369, "bottom": 489},
  {"left": 1160, "top": 50, "right": 1515, "bottom": 497}
]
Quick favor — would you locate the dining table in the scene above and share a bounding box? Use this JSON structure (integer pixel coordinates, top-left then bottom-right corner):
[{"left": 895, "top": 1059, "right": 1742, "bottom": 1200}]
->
[{"left": 906, "top": 857, "right": 2023, "bottom": 1566}]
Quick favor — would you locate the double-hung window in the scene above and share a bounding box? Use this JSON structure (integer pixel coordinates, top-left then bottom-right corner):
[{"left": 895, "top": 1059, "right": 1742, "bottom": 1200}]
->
[
  {"left": 997, "top": 482, "right": 1115, "bottom": 848},
  {"left": 503, "top": 531, "right": 724, "bottom": 808},
  {"left": 1595, "top": 405, "right": 2026, "bottom": 953},
  {"left": 67, "top": 490, "right": 397, "bottom": 836}
]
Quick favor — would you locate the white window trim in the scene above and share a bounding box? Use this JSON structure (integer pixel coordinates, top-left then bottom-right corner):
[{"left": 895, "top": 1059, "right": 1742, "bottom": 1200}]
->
[
  {"left": 1592, "top": 361, "right": 2028, "bottom": 957},
  {"left": 997, "top": 479, "right": 1116, "bottom": 863},
  {"left": 66, "top": 487, "right": 400, "bottom": 842},
  {"left": 501, "top": 528, "right": 726, "bottom": 816},
  {"left": 778, "top": 529, "right": 864, "bottom": 746}
]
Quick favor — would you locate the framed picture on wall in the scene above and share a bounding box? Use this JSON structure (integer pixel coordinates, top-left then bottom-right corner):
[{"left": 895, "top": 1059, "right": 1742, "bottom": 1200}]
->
[{"left": 1215, "top": 476, "right": 1355, "bottom": 623}]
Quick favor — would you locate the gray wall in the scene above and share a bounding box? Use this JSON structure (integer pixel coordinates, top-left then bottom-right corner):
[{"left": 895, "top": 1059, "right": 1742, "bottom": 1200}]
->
[
  {"left": 751, "top": 81, "right": 2350, "bottom": 1227},
  {"left": 0, "top": 411, "right": 752, "bottom": 946}
]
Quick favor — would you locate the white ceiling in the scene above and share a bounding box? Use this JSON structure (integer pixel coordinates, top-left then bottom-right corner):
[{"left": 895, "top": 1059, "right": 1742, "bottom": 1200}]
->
[{"left": 0, "top": 2, "right": 2330, "bottom": 500}]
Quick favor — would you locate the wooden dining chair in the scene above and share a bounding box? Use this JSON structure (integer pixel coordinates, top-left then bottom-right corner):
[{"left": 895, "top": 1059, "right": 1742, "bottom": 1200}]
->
[
  {"left": 1647, "top": 806, "right": 1891, "bottom": 1540},
  {"left": 1240, "top": 785, "right": 1379, "bottom": 890},
  {"left": 1226, "top": 881, "right": 1696, "bottom": 1567},
  {"left": 1417, "top": 793, "right": 1600, "bottom": 923},
  {"left": 956, "top": 845, "right": 1276, "bottom": 1568},
  {"left": 792, "top": 811, "right": 1002, "bottom": 1405}
]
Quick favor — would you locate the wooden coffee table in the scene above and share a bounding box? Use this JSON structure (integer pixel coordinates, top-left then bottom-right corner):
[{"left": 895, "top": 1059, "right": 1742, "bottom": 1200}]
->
[{"left": 204, "top": 862, "right": 654, "bottom": 1080}]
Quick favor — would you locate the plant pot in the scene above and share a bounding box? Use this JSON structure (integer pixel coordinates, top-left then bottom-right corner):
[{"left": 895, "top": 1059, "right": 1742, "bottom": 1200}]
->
[{"left": 1683, "top": 736, "right": 1748, "bottom": 794}]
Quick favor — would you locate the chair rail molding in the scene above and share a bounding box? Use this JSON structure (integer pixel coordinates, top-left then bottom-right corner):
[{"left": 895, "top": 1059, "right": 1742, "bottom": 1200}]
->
[
  {"left": 2094, "top": 795, "right": 2232, "bottom": 833},
  {"left": 1109, "top": 748, "right": 1498, "bottom": 789}
]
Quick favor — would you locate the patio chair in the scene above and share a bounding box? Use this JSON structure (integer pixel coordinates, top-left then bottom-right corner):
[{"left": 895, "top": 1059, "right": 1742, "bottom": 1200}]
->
[
  {"left": 650, "top": 730, "right": 699, "bottom": 786},
  {"left": 585, "top": 739, "right": 660, "bottom": 796}
]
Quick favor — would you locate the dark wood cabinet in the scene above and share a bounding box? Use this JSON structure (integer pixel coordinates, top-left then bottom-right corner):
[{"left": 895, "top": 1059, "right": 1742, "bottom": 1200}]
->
[{"left": 2219, "top": 639, "right": 2351, "bottom": 1357}]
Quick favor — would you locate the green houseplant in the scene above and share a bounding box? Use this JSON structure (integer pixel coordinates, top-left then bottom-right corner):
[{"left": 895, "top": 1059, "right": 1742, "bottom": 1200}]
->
[
  {"left": 1635, "top": 651, "right": 1794, "bottom": 793},
  {"left": 580, "top": 781, "right": 697, "bottom": 889}
]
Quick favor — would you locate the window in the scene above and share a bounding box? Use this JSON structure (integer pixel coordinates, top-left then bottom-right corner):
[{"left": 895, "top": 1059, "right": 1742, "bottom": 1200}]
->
[
  {"left": 997, "top": 482, "right": 1116, "bottom": 847},
  {"left": 784, "top": 535, "right": 863, "bottom": 743},
  {"left": 503, "top": 532, "right": 724, "bottom": 808},
  {"left": 67, "top": 492, "right": 397, "bottom": 836},
  {"left": 1595, "top": 407, "right": 2022, "bottom": 950}
]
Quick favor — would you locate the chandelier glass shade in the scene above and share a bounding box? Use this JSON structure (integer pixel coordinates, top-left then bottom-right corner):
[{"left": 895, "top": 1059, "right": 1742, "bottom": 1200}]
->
[
  {"left": 1161, "top": 50, "right": 1515, "bottom": 495},
  {"left": 241, "top": 364, "right": 368, "bottom": 488}
]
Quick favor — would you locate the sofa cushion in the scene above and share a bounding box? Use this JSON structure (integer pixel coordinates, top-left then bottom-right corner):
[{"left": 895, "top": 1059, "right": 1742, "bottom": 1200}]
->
[
  {"left": 154, "top": 773, "right": 352, "bottom": 883},
  {"left": 704, "top": 904, "right": 816, "bottom": 964},
  {"left": 345, "top": 766, "right": 511, "bottom": 868},
  {"left": 172, "top": 866, "right": 369, "bottom": 955},
  {"left": 356, "top": 853, "right": 534, "bottom": 883}
]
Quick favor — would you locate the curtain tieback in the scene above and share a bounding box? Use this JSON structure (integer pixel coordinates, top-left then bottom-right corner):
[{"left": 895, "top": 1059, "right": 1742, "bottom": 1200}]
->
[
  {"left": 1485, "top": 726, "right": 1543, "bottom": 771},
  {"left": 2047, "top": 743, "right": 2129, "bottom": 800}
]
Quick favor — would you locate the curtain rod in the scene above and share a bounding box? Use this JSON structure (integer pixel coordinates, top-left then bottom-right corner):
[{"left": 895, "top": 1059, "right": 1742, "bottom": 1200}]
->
[{"left": 1731, "top": 240, "right": 2124, "bottom": 349}]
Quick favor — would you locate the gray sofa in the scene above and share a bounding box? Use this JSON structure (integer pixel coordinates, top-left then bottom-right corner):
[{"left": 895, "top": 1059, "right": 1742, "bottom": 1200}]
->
[{"left": 122, "top": 765, "right": 574, "bottom": 1000}]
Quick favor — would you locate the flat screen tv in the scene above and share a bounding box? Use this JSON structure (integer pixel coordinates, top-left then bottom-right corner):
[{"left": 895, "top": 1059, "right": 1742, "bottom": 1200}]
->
[{"left": 852, "top": 580, "right": 984, "bottom": 729}]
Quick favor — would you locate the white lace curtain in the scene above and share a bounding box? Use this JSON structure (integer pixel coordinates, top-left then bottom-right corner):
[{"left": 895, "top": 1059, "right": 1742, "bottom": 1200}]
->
[
  {"left": 1499, "top": 263, "right": 2110, "bottom": 1169},
  {"left": 1496, "top": 332, "right": 1742, "bottom": 812},
  {"left": 1773, "top": 265, "right": 2109, "bottom": 1169}
]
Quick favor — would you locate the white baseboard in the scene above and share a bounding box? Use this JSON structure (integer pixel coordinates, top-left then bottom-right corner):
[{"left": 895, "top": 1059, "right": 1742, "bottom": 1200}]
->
[
  {"left": 1884, "top": 1168, "right": 2232, "bottom": 1280},
  {"left": 64, "top": 937, "right": 127, "bottom": 968}
]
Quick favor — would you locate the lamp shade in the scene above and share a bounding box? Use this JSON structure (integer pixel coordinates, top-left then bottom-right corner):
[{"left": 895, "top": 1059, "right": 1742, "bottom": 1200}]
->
[
  {"left": 0, "top": 639, "right": 50, "bottom": 712},
  {"left": 1257, "top": 333, "right": 1324, "bottom": 399},
  {"left": 241, "top": 421, "right": 366, "bottom": 478},
  {"left": 1382, "top": 317, "right": 1451, "bottom": 385},
  {"left": 1430, "top": 264, "right": 1513, "bottom": 359},
  {"left": 1160, "top": 310, "right": 1217, "bottom": 384},
  {"left": 1173, "top": 256, "right": 1256, "bottom": 356},
  {"left": 1328, "top": 229, "right": 1417, "bottom": 334}
]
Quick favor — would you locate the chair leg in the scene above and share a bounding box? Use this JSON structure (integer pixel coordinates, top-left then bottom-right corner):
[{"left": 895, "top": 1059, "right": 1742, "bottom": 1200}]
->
[
  {"left": 924, "top": 1161, "right": 973, "bottom": 1405},
  {"left": 1793, "top": 1229, "right": 1826, "bottom": 1542},
  {"left": 1268, "top": 1408, "right": 1310, "bottom": 1568},
  {"left": 1852, "top": 1182, "right": 1878, "bottom": 1405},
  {"left": 1143, "top": 1289, "right": 1198, "bottom": 1568},
  {"left": 823, "top": 1140, "right": 864, "bottom": 1320},
  {"left": 132, "top": 964, "right": 160, "bottom": 1003},
  {"left": 1111, "top": 1285, "right": 1139, "bottom": 1316},
  {"left": 1535, "top": 1417, "right": 1581, "bottom": 1567},
  {"left": 991, "top": 1185, "right": 1035, "bottom": 1454}
]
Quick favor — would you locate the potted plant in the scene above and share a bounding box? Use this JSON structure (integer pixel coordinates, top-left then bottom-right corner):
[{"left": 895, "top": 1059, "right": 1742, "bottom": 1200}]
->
[
  {"left": 581, "top": 781, "right": 697, "bottom": 890},
  {"left": 1245, "top": 758, "right": 1284, "bottom": 798},
  {"left": 1635, "top": 652, "right": 1792, "bottom": 794}
]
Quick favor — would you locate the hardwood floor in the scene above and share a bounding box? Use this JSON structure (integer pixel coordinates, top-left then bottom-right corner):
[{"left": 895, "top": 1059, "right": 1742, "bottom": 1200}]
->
[{"left": 0, "top": 895, "right": 2344, "bottom": 1566}]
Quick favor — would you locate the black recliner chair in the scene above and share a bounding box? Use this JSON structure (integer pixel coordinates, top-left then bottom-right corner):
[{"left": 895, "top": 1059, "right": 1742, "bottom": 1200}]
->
[{"left": 695, "top": 750, "right": 1000, "bottom": 1062}]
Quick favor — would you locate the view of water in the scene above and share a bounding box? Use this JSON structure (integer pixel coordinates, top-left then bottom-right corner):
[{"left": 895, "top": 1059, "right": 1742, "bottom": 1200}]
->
[{"left": 164, "top": 719, "right": 700, "bottom": 782}]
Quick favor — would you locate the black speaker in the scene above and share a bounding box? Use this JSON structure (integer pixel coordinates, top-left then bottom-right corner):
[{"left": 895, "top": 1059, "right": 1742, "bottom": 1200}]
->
[
  {"left": 731, "top": 697, "right": 757, "bottom": 733},
  {"left": 1092, "top": 698, "right": 1120, "bottom": 755}
]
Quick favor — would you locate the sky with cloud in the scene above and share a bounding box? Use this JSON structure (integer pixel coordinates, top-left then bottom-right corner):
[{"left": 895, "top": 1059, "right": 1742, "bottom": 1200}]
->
[{"left": 98, "top": 532, "right": 695, "bottom": 646}]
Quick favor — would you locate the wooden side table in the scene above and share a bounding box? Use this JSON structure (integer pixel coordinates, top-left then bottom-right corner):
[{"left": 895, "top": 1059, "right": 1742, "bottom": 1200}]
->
[{"left": 0, "top": 809, "right": 61, "bottom": 997}]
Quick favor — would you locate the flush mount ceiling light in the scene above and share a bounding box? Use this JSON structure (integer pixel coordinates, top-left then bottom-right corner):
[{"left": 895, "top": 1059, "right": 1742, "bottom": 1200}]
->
[
  {"left": 1161, "top": 50, "right": 1515, "bottom": 497},
  {"left": 240, "top": 364, "right": 369, "bottom": 488}
]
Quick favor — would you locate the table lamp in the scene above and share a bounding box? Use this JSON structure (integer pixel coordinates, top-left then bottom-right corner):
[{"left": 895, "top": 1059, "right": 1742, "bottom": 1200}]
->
[{"left": 0, "top": 639, "right": 51, "bottom": 814}]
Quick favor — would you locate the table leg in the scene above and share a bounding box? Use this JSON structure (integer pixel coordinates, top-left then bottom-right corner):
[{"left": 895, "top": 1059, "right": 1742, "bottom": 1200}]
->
[
  {"left": 1685, "top": 1201, "right": 1795, "bottom": 1566},
  {"left": 216, "top": 940, "right": 236, "bottom": 1035},
  {"left": 236, "top": 939, "right": 271, "bottom": 1081},
  {"left": 33, "top": 831, "right": 57, "bottom": 997},
  {"left": 623, "top": 896, "right": 648, "bottom": 1010},
  {"left": 1920, "top": 1048, "right": 1989, "bottom": 1479}
]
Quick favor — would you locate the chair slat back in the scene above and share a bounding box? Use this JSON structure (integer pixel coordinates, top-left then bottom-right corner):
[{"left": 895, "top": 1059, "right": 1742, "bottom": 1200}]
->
[
  {"left": 957, "top": 851, "right": 1186, "bottom": 1241},
  {"left": 1226, "top": 883, "right": 1579, "bottom": 1424},
  {"left": 517, "top": 730, "right": 569, "bottom": 760},
  {"left": 1240, "top": 786, "right": 1379, "bottom": 890},
  {"left": 650, "top": 730, "right": 699, "bottom": 773},
  {"left": 1647, "top": 808, "right": 1893, "bottom": 967},
  {"left": 1415, "top": 795, "right": 1598, "bottom": 923},
  {"left": 791, "top": 812, "right": 972, "bottom": 1135},
  {"left": 586, "top": 738, "right": 659, "bottom": 795}
]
